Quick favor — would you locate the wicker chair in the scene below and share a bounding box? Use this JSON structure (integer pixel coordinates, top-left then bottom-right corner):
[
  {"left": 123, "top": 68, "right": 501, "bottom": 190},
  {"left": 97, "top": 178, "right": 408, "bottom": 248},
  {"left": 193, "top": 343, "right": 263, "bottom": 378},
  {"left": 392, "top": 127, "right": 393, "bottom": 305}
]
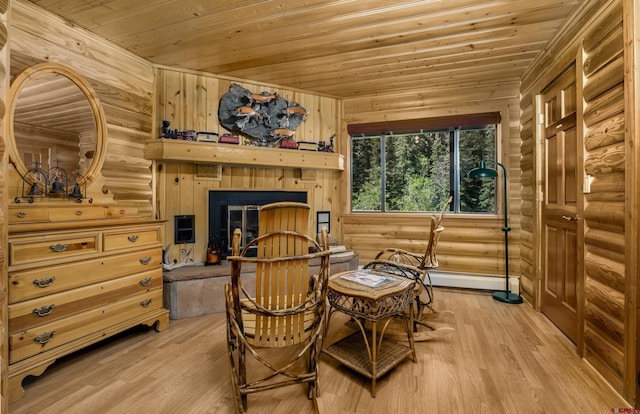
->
[
  {"left": 224, "top": 202, "right": 331, "bottom": 413},
  {"left": 364, "top": 197, "right": 451, "bottom": 325}
]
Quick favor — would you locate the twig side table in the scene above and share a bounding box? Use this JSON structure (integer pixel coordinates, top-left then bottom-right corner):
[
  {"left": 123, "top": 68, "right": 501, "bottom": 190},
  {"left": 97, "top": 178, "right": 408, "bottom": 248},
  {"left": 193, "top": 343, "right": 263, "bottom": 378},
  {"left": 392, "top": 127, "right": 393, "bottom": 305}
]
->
[{"left": 322, "top": 270, "right": 417, "bottom": 397}]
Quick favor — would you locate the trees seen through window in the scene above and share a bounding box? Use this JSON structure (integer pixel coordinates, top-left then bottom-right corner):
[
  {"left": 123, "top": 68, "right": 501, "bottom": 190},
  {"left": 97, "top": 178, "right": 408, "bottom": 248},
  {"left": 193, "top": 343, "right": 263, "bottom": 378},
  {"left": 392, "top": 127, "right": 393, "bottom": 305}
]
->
[{"left": 351, "top": 124, "right": 497, "bottom": 213}]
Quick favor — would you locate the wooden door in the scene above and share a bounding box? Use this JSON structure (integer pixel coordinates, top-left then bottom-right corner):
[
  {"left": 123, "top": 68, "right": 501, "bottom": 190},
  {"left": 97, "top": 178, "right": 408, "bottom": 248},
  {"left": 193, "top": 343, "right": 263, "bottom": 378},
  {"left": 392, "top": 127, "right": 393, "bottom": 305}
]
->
[
  {"left": 21, "top": 147, "right": 49, "bottom": 170},
  {"left": 541, "top": 64, "right": 579, "bottom": 343}
]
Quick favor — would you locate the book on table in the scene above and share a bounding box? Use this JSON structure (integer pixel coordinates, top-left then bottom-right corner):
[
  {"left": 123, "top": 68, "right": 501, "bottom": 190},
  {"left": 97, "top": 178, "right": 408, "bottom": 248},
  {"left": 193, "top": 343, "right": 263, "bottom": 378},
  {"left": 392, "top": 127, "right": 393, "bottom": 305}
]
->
[{"left": 340, "top": 271, "right": 394, "bottom": 288}]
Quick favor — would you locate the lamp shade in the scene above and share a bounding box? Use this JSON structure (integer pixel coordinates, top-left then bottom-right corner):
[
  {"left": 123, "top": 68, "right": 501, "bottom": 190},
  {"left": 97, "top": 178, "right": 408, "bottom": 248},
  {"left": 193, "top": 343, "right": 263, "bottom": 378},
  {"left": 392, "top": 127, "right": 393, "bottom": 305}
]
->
[{"left": 467, "top": 160, "right": 498, "bottom": 179}]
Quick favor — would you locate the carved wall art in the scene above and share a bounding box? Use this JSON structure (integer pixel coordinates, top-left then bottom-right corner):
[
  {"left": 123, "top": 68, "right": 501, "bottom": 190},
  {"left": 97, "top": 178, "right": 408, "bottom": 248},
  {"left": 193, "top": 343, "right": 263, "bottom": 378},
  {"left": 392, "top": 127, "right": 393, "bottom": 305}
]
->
[{"left": 218, "top": 83, "right": 307, "bottom": 147}]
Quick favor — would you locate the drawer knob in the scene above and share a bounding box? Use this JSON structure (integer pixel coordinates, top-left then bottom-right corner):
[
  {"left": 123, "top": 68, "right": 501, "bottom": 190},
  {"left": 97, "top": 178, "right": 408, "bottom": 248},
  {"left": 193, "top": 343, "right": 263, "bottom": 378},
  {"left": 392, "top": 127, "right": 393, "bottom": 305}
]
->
[
  {"left": 140, "top": 298, "right": 153, "bottom": 308},
  {"left": 50, "top": 243, "right": 68, "bottom": 253},
  {"left": 139, "top": 256, "right": 152, "bottom": 265},
  {"left": 17, "top": 211, "right": 27, "bottom": 218},
  {"left": 139, "top": 277, "right": 153, "bottom": 287},
  {"left": 32, "top": 304, "right": 56, "bottom": 317},
  {"left": 128, "top": 235, "right": 139, "bottom": 243},
  {"left": 34, "top": 331, "right": 56, "bottom": 345},
  {"left": 75, "top": 210, "right": 83, "bottom": 216},
  {"left": 33, "top": 276, "right": 56, "bottom": 288}
]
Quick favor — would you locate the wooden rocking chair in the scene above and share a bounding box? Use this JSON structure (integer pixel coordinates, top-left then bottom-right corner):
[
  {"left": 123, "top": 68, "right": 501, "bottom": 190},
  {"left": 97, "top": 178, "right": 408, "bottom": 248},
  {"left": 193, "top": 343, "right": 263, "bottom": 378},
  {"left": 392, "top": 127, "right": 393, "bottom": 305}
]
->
[
  {"left": 364, "top": 197, "right": 452, "bottom": 330},
  {"left": 224, "top": 202, "right": 331, "bottom": 413}
]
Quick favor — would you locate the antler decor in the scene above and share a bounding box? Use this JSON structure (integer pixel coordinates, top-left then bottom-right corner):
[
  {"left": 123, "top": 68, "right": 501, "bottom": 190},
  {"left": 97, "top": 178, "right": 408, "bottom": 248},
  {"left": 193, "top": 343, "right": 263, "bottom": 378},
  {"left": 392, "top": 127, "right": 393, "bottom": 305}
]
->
[{"left": 162, "top": 244, "right": 194, "bottom": 271}]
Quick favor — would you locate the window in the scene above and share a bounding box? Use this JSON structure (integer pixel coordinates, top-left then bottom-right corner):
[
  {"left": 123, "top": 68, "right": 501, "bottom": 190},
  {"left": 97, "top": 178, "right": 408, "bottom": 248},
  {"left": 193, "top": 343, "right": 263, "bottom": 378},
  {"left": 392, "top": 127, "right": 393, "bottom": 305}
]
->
[{"left": 349, "top": 114, "right": 499, "bottom": 213}]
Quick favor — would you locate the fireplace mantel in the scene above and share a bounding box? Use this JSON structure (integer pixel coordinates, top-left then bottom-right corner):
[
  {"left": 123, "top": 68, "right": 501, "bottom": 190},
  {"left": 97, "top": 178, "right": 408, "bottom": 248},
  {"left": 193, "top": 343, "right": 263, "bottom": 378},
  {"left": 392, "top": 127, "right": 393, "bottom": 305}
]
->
[{"left": 144, "top": 140, "right": 344, "bottom": 171}]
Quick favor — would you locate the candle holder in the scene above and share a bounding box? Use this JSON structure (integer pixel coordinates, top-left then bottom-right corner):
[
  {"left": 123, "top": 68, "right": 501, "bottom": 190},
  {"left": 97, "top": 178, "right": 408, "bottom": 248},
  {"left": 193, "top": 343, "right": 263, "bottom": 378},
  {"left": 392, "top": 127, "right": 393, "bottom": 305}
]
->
[
  {"left": 68, "top": 174, "right": 93, "bottom": 203},
  {"left": 15, "top": 161, "right": 48, "bottom": 203},
  {"left": 48, "top": 160, "right": 69, "bottom": 198}
]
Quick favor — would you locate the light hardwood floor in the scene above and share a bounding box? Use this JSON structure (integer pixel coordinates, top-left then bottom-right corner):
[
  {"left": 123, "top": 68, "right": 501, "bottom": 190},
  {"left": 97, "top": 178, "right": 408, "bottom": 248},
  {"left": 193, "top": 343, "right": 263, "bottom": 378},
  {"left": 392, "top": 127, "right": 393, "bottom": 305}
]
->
[{"left": 9, "top": 288, "right": 629, "bottom": 413}]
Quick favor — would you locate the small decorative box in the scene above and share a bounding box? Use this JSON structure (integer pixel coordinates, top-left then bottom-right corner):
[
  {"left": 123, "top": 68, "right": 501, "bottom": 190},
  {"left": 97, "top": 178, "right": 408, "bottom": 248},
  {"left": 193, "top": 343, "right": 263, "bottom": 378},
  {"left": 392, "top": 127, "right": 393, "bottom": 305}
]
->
[
  {"left": 196, "top": 132, "right": 219, "bottom": 142},
  {"left": 280, "top": 140, "right": 298, "bottom": 149},
  {"left": 219, "top": 134, "right": 240, "bottom": 144},
  {"left": 297, "top": 141, "right": 318, "bottom": 151}
]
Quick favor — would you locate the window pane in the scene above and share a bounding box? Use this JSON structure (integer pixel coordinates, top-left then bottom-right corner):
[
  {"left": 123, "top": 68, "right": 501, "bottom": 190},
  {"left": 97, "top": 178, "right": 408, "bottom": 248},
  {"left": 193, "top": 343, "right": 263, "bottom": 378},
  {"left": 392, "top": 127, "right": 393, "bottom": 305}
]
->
[
  {"left": 384, "top": 132, "right": 450, "bottom": 212},
  {"left": 459, "top": 126, "right": 497, "bottom": 213},
  {"left": 350, "top": 118, "right": 498, "bottom": 214},
  {"left": 351, "top": 136, "right": 382, "bottom": 211}
]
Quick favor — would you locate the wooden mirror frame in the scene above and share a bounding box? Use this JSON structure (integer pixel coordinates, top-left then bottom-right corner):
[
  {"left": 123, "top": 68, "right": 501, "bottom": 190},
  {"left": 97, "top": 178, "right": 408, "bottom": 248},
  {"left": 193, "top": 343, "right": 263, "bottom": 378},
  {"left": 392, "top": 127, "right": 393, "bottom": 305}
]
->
[{"left": 6, "top": 62, "right": 107, "bottom": 185}]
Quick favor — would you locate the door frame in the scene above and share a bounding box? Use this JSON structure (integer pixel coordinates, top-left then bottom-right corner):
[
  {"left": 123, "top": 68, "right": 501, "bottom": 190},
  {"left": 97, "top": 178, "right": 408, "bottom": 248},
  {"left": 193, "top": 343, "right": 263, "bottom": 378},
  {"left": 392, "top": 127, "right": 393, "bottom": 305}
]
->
[
  {"left": 534, "top": 53, "right": 586, "bottom": 355},
  {"left": 623, "top": 0, "right": 640, "bottom": 403}
]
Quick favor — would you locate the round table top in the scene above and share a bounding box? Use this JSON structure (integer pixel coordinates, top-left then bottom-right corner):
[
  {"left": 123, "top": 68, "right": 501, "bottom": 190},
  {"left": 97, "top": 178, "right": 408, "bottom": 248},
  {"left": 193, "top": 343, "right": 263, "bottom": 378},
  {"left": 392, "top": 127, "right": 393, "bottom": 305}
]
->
[{"left": 329, "top": 269, "right": 415, "bottom": 300}]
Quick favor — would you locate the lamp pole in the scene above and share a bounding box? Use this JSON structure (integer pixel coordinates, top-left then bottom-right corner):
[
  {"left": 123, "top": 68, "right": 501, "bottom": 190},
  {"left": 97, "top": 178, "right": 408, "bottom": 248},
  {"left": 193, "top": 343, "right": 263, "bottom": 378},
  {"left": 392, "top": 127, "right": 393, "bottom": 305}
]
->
[{"left": 468, "top": 160, "right": 522, "bottom": 304}]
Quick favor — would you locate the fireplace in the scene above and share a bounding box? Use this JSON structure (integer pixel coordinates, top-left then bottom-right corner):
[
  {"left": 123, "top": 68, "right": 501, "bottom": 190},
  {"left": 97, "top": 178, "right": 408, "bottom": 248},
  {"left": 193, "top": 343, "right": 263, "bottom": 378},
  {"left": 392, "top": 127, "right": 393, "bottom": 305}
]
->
[{"left": 208, "top": 190, "right": 307, "bottom": 256}]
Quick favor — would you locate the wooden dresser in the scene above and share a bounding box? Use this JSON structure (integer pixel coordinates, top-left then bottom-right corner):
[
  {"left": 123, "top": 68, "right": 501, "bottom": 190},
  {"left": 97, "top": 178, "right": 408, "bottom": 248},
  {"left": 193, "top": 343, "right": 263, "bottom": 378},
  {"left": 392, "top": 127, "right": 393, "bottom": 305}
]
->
[{"left": 7, "top": 204, "right": 169, "bottom": 402}]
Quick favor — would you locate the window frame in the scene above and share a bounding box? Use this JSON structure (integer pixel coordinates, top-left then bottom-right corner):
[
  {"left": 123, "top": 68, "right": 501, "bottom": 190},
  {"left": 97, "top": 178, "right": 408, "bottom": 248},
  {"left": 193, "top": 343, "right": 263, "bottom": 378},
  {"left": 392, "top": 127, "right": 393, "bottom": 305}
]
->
[{"left": 348, "top": 113, "right": 502, "bottom": 215}]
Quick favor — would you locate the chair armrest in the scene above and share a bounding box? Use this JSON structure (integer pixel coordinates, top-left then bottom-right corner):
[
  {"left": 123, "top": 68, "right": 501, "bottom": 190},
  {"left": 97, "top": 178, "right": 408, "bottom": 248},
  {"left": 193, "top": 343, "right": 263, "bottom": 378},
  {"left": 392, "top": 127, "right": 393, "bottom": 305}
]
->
[
  {"left": 364, "top": 259, "right": 424, "bottom": 280},
  {"left": 374, "top": 248, "right": 423, "bottom": 266}
]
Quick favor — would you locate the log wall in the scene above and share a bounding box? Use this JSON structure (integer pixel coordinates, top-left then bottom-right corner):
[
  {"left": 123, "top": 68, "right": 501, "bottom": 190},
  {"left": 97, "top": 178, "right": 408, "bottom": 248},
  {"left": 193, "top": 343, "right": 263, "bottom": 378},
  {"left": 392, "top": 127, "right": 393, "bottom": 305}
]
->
[
  {"left": 155, "top": 68, "right": 342, "bottom": 264},
  {"left": 9, "top": 1, "right": 156, "bottom": 215},
  {"left": 582, "top": 1, "right": 627, "bottom": 393},
  {"left": 341, "top": 86, "right": 523, "bottom": 278}
]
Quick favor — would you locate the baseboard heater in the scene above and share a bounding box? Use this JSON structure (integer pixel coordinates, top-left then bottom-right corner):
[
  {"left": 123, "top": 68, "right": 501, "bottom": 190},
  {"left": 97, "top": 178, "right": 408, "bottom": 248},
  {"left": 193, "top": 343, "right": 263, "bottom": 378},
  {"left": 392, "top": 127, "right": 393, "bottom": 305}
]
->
[
  {"left": 429, "top": 271, "right": 520, "bottom": 294},
  {"left": 356, "top": 266, "right": 521, "bottom": 294}
]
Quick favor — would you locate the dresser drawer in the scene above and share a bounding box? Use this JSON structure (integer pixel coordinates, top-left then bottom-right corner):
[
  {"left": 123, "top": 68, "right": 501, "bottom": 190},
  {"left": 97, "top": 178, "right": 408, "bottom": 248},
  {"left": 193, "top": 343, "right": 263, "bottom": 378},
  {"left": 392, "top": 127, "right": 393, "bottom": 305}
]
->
[
  {"left": 48, "top": 206, "right": 106, "bottom": 222},
  {"left": 103, "top": 227, "right": 160, "bottom": 251},
  {"left": 8, "top": 207, "right": 50, "bottom": 224},
  {"left": 106, "top": 207, "right": 139, "bottom": 218},
  {"left": 9, "top": 234, "right": 99, "bottom": 266},
  {"left": 9, "top": 247, "right": 162, "bottom": 303},
  {"left": 9, "top": 269, "right": 163, "bottom": 332},
  {"left": 9, "top": 288, "right": 163, "bottom": 364}
]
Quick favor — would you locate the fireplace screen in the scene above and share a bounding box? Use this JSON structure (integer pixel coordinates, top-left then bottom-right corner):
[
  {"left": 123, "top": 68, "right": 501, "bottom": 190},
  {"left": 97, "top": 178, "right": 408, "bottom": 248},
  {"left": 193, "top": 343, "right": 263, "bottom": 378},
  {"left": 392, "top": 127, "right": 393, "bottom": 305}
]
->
[
  {"left": 208, "top": 190, "right": 307, "bottom": 257},
  {"left": 227, "top": 205, "right": 259, "bottom": 252}
]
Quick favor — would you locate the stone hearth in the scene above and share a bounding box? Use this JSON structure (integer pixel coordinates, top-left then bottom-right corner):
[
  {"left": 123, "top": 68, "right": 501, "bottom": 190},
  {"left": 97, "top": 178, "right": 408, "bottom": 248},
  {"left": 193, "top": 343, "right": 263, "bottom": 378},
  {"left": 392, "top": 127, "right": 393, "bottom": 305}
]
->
[{"left": 163, "top": 252, "right": 359, "bottom": 319}]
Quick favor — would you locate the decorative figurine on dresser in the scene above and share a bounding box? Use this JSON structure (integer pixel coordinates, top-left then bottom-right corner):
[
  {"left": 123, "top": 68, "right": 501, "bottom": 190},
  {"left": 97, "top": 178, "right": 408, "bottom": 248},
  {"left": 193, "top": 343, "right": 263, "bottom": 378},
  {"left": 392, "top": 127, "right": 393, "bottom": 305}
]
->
[{"left": 5, "top": 62, "right": 169, "bottom": 402}]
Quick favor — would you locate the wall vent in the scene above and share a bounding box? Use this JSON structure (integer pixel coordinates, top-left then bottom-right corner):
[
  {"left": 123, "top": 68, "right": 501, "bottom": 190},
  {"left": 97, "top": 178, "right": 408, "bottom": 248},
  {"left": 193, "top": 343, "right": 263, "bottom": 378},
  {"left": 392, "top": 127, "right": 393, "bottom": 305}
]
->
[{"left": 196, "top": 164, "right": 221, "bottom": 180}]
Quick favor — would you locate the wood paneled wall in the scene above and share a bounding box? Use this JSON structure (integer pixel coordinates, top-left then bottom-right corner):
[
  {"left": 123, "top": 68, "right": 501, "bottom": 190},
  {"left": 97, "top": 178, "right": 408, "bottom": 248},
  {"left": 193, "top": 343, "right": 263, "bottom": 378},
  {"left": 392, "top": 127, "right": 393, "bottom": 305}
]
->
[
  {"left": 9, "top": 0, "right": 155, "bottom": 215},
  {"left": 0, "top": 2, "right": 8, "bottom": 412},
  {"left": 341, "top": 88, "right": 523, "bottom": 277},
  {"left": 155, "top": 67, "right": 342, "bottom": 263},
  {"left": 520, "top": 0, "right": 633, "bottom": 400}
]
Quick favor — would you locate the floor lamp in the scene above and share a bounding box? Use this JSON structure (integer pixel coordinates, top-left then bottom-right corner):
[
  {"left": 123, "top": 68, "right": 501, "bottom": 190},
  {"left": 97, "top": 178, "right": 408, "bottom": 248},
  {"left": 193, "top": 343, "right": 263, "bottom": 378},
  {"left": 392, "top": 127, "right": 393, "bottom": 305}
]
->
[{"left": 467, "top": 160, "right": 523, "bottom": 304}]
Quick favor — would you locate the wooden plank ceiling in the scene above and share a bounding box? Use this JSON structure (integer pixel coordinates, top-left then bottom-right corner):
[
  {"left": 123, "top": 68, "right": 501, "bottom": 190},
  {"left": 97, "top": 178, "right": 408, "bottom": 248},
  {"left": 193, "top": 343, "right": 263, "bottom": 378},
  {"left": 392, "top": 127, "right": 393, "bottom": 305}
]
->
[{"left": 27, "top": 0, "right": 585, "bottom": 98}]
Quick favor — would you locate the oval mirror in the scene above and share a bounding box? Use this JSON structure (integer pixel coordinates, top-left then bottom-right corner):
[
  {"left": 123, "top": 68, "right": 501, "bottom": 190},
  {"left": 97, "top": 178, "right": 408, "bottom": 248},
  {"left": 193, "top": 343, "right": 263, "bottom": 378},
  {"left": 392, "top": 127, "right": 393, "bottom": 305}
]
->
[{"left": 6, "top": 62, "right": 107, "bottom": 188}]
